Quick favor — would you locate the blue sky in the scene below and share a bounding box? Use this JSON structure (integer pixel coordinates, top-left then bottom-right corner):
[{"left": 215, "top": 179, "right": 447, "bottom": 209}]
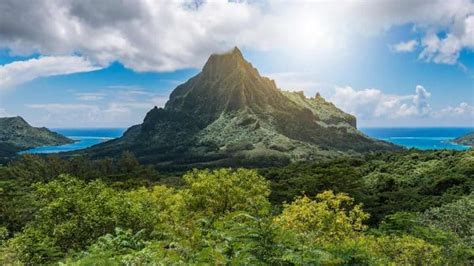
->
[{"left": 0, "top": 0, "right": 473, "bottom": 128}]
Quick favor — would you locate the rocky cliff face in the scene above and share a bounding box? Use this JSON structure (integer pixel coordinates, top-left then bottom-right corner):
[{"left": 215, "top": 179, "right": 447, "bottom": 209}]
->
[
  {"left": 0, "top": 116, "right": 73, "bottom": 154},
  {"left": 165, "top": 47, "right": 290, "bottom": 125},
  {"left": 85, "top": 47, "right": 398, "bottom": 169}
]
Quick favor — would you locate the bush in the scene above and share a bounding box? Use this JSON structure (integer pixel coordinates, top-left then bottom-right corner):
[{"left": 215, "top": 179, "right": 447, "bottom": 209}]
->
[{"left": 183, "top": 168, "right": 271, "bottom": 217}]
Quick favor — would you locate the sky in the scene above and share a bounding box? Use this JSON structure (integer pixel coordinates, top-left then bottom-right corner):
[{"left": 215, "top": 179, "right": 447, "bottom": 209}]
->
[{"left": 0, "top": 0, "right": 473, "bottom": 128}]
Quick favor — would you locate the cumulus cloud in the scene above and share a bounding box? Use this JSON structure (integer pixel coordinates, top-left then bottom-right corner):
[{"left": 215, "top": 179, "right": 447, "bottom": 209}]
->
[
  {"left": 418, "top": 15, "right": 474, "bottom": 64},
  {"left": 0, "top": 56, "right": 100, "bottom": 89},
  {"left": 439, "top": 102, "right": 474, "bottom": 116},
  {"left": 330, "top": 85, "right": 433, "bottom": 120},
  {"left": 433, "top": 102, "right": 474, "bottom": 126},
  {"left": 0, "top": 0, "right": 473, "bottom": 73},
  {"left": 329, "top": 84, "right": 474, "bottom": 126},
  {"left": 391, "top": 40, "right": 418, "bottom": 52},
  {"left": 413, "top": 85, "right": 432, "bottom": 116},
  {"left": 0, "top": 0, "right": 261, "bottom": 72}
]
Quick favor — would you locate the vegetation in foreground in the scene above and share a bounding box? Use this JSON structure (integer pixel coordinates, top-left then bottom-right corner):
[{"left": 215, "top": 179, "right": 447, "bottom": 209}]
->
[{"left": 0, "top": 149, "right": 473, "bottom": 264}]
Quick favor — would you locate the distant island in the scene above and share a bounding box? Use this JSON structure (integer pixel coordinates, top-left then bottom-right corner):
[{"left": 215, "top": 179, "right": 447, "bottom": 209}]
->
[
  {"left": 81, "top": 47, "right": 399, "bottom": 169},
  {"left": 0, "top": 116, "right": 72, "bottom": 157},
  {"left": 453, "top": 131, "right": 474, "bottom": 146}
]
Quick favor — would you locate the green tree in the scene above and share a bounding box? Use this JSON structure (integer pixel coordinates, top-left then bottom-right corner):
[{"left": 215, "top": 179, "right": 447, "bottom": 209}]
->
[
  {"left": 183, "top": 168, "right": 271, "bottom": 217},
  {"left": 119, "top": 151, "right": 140, "bottom": 174},
  {"left": 274, "top": 191, "right": 369, "bottom": 241},
  {"left": 2, "top": 175, "right": 153, "bottom": 264},
  {"left": 423, "top": 193, "right": 474, "bottom": 247}
]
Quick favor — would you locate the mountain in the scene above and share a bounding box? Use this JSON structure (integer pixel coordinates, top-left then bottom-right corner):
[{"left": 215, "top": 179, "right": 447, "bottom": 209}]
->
[
  {"left": 83, "top": 47, "right": 398, "bottom": 168},
  {"left": 0, "top": 116, "right": 73, "bottom": 157},
  {"left": 454, "top": 132, "right": 474, "bottom": 146}
]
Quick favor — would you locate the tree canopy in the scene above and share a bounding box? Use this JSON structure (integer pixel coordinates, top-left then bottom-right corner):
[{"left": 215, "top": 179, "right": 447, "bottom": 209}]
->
[{"left": 0, "top": 150, "right": 473, "bottom": 264}]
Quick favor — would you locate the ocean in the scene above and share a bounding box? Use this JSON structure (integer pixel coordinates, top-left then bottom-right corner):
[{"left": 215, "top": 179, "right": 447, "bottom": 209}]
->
[
  {"left": 20, "top": 127, "right": 473, "bottom": 154},
  {"left": 360, "top": 127, "right": 473, "bottom": 151},
  {"left": 20, "top": 128, "right": 126, "bottom": 154}
]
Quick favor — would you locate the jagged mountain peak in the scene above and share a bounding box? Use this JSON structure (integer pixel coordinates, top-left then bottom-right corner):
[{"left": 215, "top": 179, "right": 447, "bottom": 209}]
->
[
  {"left": 231, "top": 46, "right": 243, "bottom": 55},
  {"left": 209, "top": 46, "right": 244, "bottom": 61},
  {"left": 201, "top": 46, "right": 259, "bottom": 78},
  {"left": 84, "top": 49, "right": 399, "bottom": 168},
  {"left": 165, "top": 47, "right": 283, "bottom": 123},
  {"left": 0, "top": 116, "right": 32, "bottom": 129},
  {"left": 3, "top": 116, "right": 28, "bottom": 123}
]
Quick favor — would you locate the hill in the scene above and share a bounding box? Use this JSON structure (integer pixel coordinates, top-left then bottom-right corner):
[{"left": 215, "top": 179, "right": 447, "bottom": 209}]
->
[
  {"left": 454, "top": 132, "right": 474, "bottom": 146},
  {"left": 0, "top": 116, "right": 72, "bottom": 157},
  {"left": 83, "top": 47, "right": 399, "bottom": 168}
]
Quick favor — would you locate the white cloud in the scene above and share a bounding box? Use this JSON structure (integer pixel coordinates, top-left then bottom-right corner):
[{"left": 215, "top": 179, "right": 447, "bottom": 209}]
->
[
  {"left": 434, "top": 102, "right": 474, "bottom": 126},
  {"left": 418, "top": 14, "right": 474, "bottom": 65},
  {"left": 328, "top": 84, "right": 474, "bottom": 126},
  {"left": 392, "top": 40, "right": 418, "bottom": 52},
  {"left": 0, "top": 0, "right": 472, "bottom": 72},
  {"left": 25, "top": 88, "right": 169, "bottom": 127},
  {"left": 27, "top": 103, "right": 100, "bottom": 113},
  {"left": 27, "top": 102, "right": 131, "bottom": 127},
  {"left": 418, "top": 33, "right": 461, "bottom": 64},
  {"left": 75, "top": 92, "right": 106, "bottom": 101},
  {"left": 439, "top": 102, "right": 474, "bottom": 116},
  {"left": 0, "top": 108, "right": 11, "bottom": 117},
  {"left": 413, "top": 85, "right": 432, "bottom": 116},
  {"left": 330, "top": 85, "right": 432, "bottom": 120},
  {"left": 0, "top": 56, "right": 100, "bottom": 89},
  {"left": 27, "top": 103, "right": 102, "bottom": 126},
  {"left": 0, "top": 0, "right": 261, "bottom": 72}
]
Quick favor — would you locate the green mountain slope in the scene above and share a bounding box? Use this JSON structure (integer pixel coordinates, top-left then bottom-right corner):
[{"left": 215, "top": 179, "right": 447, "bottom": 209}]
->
[
  {"left": 84, "top": 48, "right": 399, "bottom": 168},
  {"left": 454, "top": 132, "right": 474, "bottom": 146},
  {"left": 0, "top": 116, "right": 72, "bottom": 156}
]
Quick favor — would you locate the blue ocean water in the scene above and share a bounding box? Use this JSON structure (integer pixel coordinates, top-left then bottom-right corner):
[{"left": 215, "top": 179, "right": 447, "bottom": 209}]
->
[
  {"left": 360, "top": 127, "right": 473, "bottom": 151},
  {"left": 20, "top": 128, "right": 126, "bottom": 154},
  {"left": 20, "top": 127, "right": 473, "bottom": 154}
]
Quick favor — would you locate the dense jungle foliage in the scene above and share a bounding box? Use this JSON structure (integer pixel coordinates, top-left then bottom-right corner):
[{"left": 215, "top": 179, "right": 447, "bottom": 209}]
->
[{"left": 0, "top": 149, "right": 473, "bottom": 264}]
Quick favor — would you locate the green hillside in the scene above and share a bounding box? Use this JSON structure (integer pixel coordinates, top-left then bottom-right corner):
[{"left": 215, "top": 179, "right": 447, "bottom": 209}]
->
[
  {"left": 0, "top": 116, "right": 72, "bottom": 159},
  {"left": 454, "top": 131, "right": 474, "bottom": 146},
  {"left": 82, "top": 48, "right": 398, "bottom": 168}
]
